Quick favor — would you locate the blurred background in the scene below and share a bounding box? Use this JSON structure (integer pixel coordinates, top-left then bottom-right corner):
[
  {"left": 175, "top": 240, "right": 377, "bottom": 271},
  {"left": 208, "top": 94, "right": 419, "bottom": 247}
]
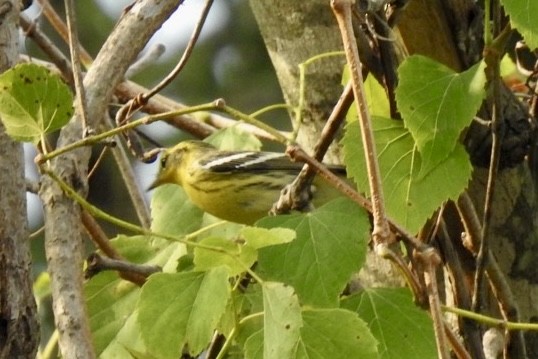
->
[{"left": 22, "top": 0, "right": 287, "bottom": 344}]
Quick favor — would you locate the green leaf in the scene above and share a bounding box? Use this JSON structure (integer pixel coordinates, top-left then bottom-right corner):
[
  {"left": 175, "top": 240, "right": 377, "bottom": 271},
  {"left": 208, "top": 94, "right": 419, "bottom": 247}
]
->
[
  {"left": 297, "top": 309, "right": 378, "bottom": 358},
  {"left": 236, "top": 286, "right": 265, "bottom": 354},
  {"left": 240, "top": 226, "right": 296, "bottom": 249},
  {"left": 194, "top": 236, "right": 257, "bottom": 276},
  {"left": 193, "top": 227, "right": 296, "bottom": 276},
  {"left": 0, "top": 63, "right": 73, "bottom": 143},
  {"left": 150, "top": 185, "right": 204, "bottom": 236},
  {"left": 218, "top": 289, "right": 258, "bottom": 341},
  {"left": 111, "top": 234, "right": 185, "bottom": 274},
  {"left": 343, "top": 65, "right": 390, "bottom": 118},
  {"left": 263, "top": 282, "right": 302, "bottom": 359},
  {"left": 244, "top": 329, "right": 264, "bottom": 359},
  {"left": 396, "top": 56, "right": 486, "bottom": 177},
  {"left": 503, "top": 0, "right": 538, "bottom": 50},
  {"left": 244, "top": 306, "right": 378, "bottom": 359},
  {"left": 343, "top": 118, "right": 471, "bottom": 234},
  {"left": 99, "top": 311, "right": 150, "bottom": 359},
  {"left": 342, "top": 288, "right": 437, "bottom": 359},
  {"left": 363, "top": 75, "right": 391, "bottom": 118},
  {"left": 85, "top": 271, "right": 141, "bottom": 356},
  {"left": 85, "top": 235, "right": 186, "bottom": 356},
  {"left": 137, "top": 267, "right": 230, "bottom": 358},
  {"left": 257, "top": 198, "right": 369, "bottom": 307}
]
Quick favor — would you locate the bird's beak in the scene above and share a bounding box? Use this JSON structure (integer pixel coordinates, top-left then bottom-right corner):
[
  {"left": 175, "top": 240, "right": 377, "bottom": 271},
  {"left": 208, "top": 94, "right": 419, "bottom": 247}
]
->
[
  {"left": 147, "top": 177, "right": 163, "bottom": 191},
  {"left": 147, "top": 148, "right": 167, "bottom": 191}
]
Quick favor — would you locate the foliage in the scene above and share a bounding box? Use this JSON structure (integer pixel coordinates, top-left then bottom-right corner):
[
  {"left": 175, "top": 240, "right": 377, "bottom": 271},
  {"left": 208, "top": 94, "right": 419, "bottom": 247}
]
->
[
  {"left": 0, "top": 17, "right": 484, "bottom": 359},
  {"left": 0, "top": 63, "right": 73, "bottom": 144},
  {"left": 84, "top": 185, "right": 397, "bottom": 358},
  {"left": 5, "top": 0, "right": 538, "bottom": 358},
  {"left": 502, "top": 0, "right": 538, "bottom": 49},
  {"left": 342, "top": 56, "right": 483, "bottom": 233}
]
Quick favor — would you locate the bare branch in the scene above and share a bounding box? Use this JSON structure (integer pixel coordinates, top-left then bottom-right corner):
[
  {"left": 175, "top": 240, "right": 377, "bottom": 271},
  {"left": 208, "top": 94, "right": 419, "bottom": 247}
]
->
[
  {"left": 38, "top": 1, "right": 184, "bottom": 357},
  {"left": 331, "top": 0, "right": 391, "bottom": 246}
]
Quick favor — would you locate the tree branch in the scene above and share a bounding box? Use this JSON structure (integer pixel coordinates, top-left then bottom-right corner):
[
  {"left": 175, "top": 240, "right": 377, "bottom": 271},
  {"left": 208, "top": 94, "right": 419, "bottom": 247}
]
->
[{"left": 38, "top": 1, "right": 184, "bottom": 357}]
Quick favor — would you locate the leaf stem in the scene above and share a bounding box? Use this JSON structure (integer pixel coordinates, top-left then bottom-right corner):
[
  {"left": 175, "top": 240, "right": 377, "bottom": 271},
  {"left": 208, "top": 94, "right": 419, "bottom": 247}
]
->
[
  {"left": 443, "top": 306, "right": 538, "bottom": 331},
  {"left": 38, "top": 102, "right": 219, "bottom": 163},
  {"left": 294, "top": 51, "right": 346, "bottom": 139},
  {"left": 216, "top": 99, "right": 290, "bottom": 144},
  {"left": 249, "top": 103, "right": 292, "bottom": 118}
]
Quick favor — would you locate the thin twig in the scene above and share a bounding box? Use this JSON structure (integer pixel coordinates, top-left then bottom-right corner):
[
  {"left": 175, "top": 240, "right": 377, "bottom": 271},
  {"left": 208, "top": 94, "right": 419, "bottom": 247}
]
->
[
  {"left": 272, "top": 81, "right": 354, "bottom": 215},
  {"left": 371, "top": 9, "right": 399, "bottom": 119},
  {"left": 81, "top": 210, "right": 148, "bottom": 285},
  {"left": 81, "top": 210, "right": 120, "bottom": 259},
  {"left": 85, "top": 253, "right": 160, "bottom": 281},
  {"left": 145, "top": 0, "right": 213, "bottom": 99},
  {"left": 471, "top": 23, "right": 510, "bottom": 314},
  {"left": 216, "top": 99, "right": 289, "bottom": 144},
  {"left": 30, "top": 226, "right": 46, "bottom": 240},
  {"left": 456, "top": 193, "right": 527, "bottom": 357},
  {"left": 116, "top": 0, "right": 214, "bottom": 123},
  {"left": 115, "top": 81, "right": 216, "bottom": 139},
  {"left": 64, "top": 0, "right": 90, "bottom": 135},
  {"left": 443, "top": 306, "right": 538, "bottom": 331},
  {"left": 36, "top": 100, "right": 283, "bottom": 164},
  {"left": 19, "top": 14, "right": 74, "bottom": 84},
  {"left": 108, "top": 127, "right": 152, "bottom": 228},
  {"left": 471, "top": 102, "right": 499, "bottom": 310},
  {"left": 293, "top": 51, "right": 346, "bottom": 138},
  {"left": 471, "top": 7, "right": 513, "bottom": 321},
  {"left": 37, "top": 0, "right": 93, "bottom": 67},
  {"left": 115, "top": 80, "right": 288, "bottom": 140},
  {"left": 37, "top": 102, "right": 220, "bottom": 163},
  {"left": 312, "top": 81, "right": 354, "bottom": 161},
  {"left": 376, "top": 244, "right": 426, "bottom": 306},
  {"left": 418, "top": 248, "right": 451, "bottom": 359},
  {"left": 331, "top": 0, "right": 391, "bottom": 246},
  {"left": 437, "top": 217, "right": 485, "bottom": 359},
  {"left": 444, "top": 321, "right": 472, "bottom": 359},
  {"left": 87, "top": 146, "right": 109, "bottom": 179}
]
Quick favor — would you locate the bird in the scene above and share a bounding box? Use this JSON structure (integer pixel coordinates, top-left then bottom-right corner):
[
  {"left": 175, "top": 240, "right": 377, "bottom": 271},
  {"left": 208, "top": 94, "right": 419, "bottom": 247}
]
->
[{"left": 148, "top": 140, "right": 346, "bottom": 224}]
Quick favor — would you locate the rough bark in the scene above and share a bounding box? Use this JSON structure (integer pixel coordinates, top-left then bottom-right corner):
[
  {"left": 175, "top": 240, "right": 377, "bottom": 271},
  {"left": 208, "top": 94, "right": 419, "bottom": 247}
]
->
[
  {"left": 38, "top": 1, "right": 183, "bottom": 357},
  {"left": 0, "top": 1, "right": 39, "bottom": 358},
  {"left": 249, "top": 0, "right": 346, "bottom": 162}
]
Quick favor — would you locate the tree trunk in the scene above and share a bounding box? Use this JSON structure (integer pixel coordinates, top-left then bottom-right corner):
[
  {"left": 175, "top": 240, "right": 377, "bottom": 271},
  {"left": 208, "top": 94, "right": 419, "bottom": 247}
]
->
[
  {"left": 0, "top": 2, "right": 39, "bottom": 358},
  {"left": 249, "top": 0, "right": 346, "bottom": 162}
]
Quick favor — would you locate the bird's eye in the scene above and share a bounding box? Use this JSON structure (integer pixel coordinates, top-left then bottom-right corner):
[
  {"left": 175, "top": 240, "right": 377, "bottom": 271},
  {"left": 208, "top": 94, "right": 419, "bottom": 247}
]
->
[{"left": 160, "top": 154, "right": 168, "bottom": 168}]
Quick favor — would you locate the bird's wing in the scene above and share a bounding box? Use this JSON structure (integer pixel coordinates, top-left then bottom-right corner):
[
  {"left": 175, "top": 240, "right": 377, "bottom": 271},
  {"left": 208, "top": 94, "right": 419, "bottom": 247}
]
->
[
  {"left": 199, "top": 151, "right": 298, "bottom": 173},
  {"left": 200, "top": 150, "right": 346, "bottom": 175}
]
